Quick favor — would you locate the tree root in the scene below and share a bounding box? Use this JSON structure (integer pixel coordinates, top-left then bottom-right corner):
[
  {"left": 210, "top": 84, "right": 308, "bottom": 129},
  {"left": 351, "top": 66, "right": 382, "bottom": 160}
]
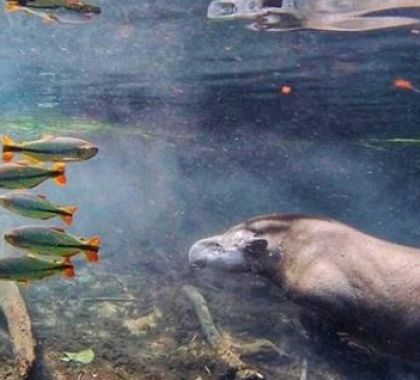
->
[{"left": 0, "top": 281, "right": 36, "bottom": 378}]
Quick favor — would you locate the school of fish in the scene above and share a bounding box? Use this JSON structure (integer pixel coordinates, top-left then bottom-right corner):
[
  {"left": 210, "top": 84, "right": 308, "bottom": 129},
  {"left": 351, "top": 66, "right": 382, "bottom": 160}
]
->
[{"left": 0, "top": 134, "right": 101, "bottom": 284}]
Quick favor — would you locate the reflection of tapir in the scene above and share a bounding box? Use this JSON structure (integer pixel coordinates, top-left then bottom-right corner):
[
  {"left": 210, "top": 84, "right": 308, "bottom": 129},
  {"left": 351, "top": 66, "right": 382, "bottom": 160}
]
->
[
  {"left": 189, "top": 214, "right": 420, "bottom": 362},
  {"left": 208, "top": 0, "right": 420, "bottom": 31}
]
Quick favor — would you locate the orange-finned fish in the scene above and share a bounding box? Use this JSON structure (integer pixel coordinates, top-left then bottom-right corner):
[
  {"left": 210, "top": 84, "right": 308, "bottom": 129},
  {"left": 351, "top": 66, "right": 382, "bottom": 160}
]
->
[
  {"left": 5, "top": 0, "right": 100, "bottom": 24},
  {"left": 0, "top": 192, "right": 77, "bottom": 225},
  {"left": 0, "top": 162, "right": 66, "bottom": 189},
  {"left": 0, "top": 256, "right": 74, "bottom": 284},
  {"left": 5, "top": 226, "right": 101, "bottom": 263},
  {"left": 2, "top": 135, "right": 98, "bottom": 163},
  {"left": 393, "top": 79, "right": 420, "bottom": 93}
]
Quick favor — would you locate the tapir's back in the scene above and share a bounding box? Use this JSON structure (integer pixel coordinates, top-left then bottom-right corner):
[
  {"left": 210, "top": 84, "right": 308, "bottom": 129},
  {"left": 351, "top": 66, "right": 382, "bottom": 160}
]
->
[{"left": 281, "top": 218, "right": 420, "bottom": 362}]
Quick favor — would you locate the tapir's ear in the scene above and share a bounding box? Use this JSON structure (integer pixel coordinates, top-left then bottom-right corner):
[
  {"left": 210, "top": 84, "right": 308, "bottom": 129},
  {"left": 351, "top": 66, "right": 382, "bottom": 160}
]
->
[{"left": 244, "top": 239, "right": 268, "bottom": 256}]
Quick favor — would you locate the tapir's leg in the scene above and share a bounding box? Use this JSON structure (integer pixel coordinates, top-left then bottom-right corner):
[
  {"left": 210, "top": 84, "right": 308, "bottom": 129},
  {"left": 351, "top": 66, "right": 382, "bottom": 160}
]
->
[
  {"left": 310, "top": 16, "right": 419, "bottom": 32},
  {"left": 353, "top": 0, "right": 420, "bottom": 13}
]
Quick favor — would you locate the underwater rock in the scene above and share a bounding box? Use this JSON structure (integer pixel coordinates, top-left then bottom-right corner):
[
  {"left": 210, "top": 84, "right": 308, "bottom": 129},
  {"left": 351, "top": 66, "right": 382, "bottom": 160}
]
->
[
  {"left": 0, "top": 281, "right": 36, "bottom": 378},
  {"left": 97, "top": 301, "right": 122, "bottom": 320},
  {"left": 123, "top": 307, "right": 162, "bottom": 336}
]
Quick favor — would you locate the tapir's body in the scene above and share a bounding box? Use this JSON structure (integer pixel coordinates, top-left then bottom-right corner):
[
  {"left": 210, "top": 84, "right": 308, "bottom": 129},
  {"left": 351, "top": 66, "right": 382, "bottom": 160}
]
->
[{"left": 189, "top": 214, "right": 420, "bottom": 362}]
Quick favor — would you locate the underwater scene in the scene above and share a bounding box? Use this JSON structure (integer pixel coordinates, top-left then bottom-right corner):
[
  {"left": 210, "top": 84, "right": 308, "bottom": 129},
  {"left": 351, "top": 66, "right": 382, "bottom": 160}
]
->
[{"left": 1, "top": 0, "right": 420, "bottom": 379}]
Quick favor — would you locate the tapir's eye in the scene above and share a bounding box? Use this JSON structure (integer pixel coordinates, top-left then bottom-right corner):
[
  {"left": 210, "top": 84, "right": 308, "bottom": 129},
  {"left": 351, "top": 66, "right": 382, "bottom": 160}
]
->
[
  {"left": 208, "top": 241, "right": 223, "bottom": 253},
  {"left": 217, "top": 2, "right": 238, "bottom": 15},
  {"left": 262, "top": 0, "right": 283, "bottom": 7},
  {"left": 247, "top": 1, "right": 258, "bottom": 11},
  {"left": 244, "top": 239, "right": 268, "bottom": 255}
]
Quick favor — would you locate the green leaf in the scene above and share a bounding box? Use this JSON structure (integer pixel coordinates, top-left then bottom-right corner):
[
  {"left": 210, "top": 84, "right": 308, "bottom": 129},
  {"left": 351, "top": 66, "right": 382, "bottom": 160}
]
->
[{"left": 61, "top": 349, "right": 95, "bottom": 364}]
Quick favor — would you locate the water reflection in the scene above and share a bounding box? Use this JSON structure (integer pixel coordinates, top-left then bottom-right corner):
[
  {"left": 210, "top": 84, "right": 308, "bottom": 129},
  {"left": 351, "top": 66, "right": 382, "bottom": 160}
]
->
[{"left": 208, "top": 0, "right": 420, "bottom": 32}]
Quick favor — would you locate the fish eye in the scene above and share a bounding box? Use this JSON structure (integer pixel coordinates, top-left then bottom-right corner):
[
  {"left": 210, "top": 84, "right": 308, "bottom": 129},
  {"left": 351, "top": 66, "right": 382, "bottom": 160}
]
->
[
  {"left": 246, "top": 1, "right": 258, "bottom": 11},
  {"left": 262, "top": 0, "right": 283, "bottom": 7},
  {"left": 216, "top": 2, "right": 238, "bottom": 16}
]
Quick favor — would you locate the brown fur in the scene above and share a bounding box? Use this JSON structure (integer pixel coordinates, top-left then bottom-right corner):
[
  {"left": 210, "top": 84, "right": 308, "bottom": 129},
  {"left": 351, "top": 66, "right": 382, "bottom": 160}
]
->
[{"left": 194, "top": 214, "right": 420, "bottom": 362}]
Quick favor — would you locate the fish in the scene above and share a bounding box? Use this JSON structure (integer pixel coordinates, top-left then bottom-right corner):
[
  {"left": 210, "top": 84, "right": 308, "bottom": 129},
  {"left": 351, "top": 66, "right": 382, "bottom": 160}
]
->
[
  {"left": 0, "top": 162, "right": 66, "bottom": 189},
  {"left": 0, "top": 192, "right": 77, "bottom": 225},
  {"left": 2, "top": 135, "right": 98, "bottom": 163},
  {"left": 5, "top": 0, "right": 101, "bottom": 24},
  {"left": 6, "top": 0, "right": 101, "bottom": 14},
  {"left": 0, "top": 255, "right": 74, "bottom": 284},
  {"left": 4, "top": 226, "right": 101, "bottom": 263}
]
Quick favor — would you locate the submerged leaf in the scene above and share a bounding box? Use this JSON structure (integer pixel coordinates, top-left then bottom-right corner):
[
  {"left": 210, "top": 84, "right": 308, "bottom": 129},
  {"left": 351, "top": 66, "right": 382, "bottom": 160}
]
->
[{"left": 61, "top": 348, "right": 95, "bottom": 364}]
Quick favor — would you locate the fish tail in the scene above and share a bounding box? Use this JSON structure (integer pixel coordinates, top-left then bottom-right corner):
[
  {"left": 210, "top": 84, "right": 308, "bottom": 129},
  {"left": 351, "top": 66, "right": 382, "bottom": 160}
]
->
[
  {"left": 60, "top": 206, "right": 78, "bottom": 226},
  {"left": 5, "top": 2, "right": 21, "bottom": 13},
  {"left": 85, "top": 251, "right": 99, "bottom": 263},
  {"left": 63, "top": 265, "right": 75, "bottom": 279},
  {"left": 53, "top": 162, "right": 67, "bottom": 186},
  {"left": 87, "top": 236, "right": 101, "bottom": 249},
  {"left": 2, "top": 135, "right": 18, "bottom": 162},
  {"left": 85, "top": 236, "right": 101, "bottom": 263}
]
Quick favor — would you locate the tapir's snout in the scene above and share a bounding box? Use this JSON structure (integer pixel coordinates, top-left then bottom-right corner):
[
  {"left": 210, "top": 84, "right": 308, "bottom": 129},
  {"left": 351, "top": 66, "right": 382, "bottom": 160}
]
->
[{"left": 189, "top": 236, "right": 249, "bottom": 272}]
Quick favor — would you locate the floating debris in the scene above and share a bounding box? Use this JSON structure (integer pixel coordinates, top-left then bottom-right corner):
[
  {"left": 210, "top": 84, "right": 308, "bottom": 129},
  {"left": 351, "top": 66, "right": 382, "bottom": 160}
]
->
[
  {"left": 280, "top": 85, "right": 293, "bottom": 96},
  {"left": 4, "top": 226, "right": 101, "bottom": 263},
  {"left": 0, "top": 192, "right": 78, "bottom": 225},
  {"left": 393, "top": 78, "right": 420, "bottom": 93},
  {"left": 61, "top": 348, "right": 95, "bottom": 364},
  {"left": 2, "top": 135, "right": 98, "bottom": 163},
  {"left": 0, "top": 162, "right": 66, "bottom": 189}
]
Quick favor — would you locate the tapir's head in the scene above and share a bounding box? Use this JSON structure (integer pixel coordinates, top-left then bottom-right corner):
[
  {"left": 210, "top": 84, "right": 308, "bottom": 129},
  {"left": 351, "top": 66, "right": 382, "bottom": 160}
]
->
[{"left": 189, "top": 214, "right": 302, "bottom": 276}]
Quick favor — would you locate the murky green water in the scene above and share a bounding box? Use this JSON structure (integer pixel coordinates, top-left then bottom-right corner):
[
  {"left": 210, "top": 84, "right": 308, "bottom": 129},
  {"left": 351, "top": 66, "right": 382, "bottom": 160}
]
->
[{"left": 1, "top": 1, "right": 420, "bottom": 379}]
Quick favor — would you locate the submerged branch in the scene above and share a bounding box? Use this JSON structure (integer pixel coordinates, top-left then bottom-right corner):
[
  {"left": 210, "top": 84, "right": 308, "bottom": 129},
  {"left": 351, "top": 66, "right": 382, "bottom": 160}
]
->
[{"left": 183, "top": 285, "right": 264, "bottom": 380}]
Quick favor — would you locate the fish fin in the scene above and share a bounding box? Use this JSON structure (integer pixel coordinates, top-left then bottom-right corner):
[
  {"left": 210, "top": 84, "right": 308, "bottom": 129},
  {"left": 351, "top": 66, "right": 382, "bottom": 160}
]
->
[
  {"left": 87, "top": 236, "right": 101, "bottom": 249},
  {"left": 16, "top": 159, "right": 32, "bottom": 166},
  {"left": 85, "top": 251, "right": 99, "bottom": 263},
  {"left": 22, "top": 154, "right": 42, "bottom": 164},
  {"left": 60, "top": 206, "right": 78, "bottom": 226},
  {"left": 63, "top": 265, "right": 75, "bottom": 279},
  {"left": 5, "top": 2, "right": 21, "bottom": 13},
  {"left": 2, "top": 135, "right": 17, "bottom": 162},
  {"left": 51, "top": 227, "right": 65, "bottom": 233},
  {"left": 53, "top": 163, "right": 67, "bottom": 186},
  {"left": 2, "top": 152, "right": 14, "bottom": 162},
  {"left": 37, "top": 194, "right": 47, "bottom": 199},
  {"left": 63, "top": 256, "right": 72, "bottom": 265},
  {"left": 2, "top": 134, "right": 17, "bottom": 147},
  {"left": 41, "top": 134, "right": 54, "bottom": 140},
  {"left": 42, "top": 13, "right": 58, "bottom": 24}
]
